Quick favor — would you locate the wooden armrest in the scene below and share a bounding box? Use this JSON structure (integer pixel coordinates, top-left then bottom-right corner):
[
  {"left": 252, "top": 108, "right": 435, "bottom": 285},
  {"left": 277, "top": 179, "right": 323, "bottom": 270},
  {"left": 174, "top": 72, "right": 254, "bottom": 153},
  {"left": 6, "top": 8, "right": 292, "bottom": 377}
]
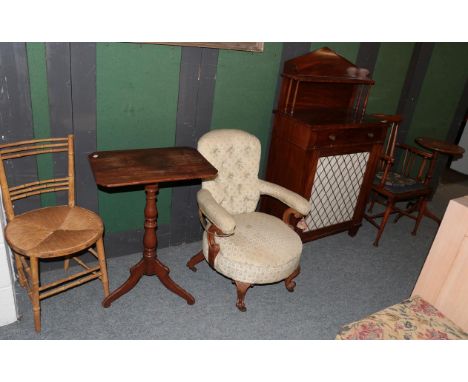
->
[
  {"left": 205, "top": 224, "right": 223, "bottom": 268},
  {"left": 370, "top": 114, "right": 403, "bottom": 123},
  {"left": 379, "top": 154, "right": 395, "bottom": 163},
  {"left": 282, "top": 208, "right": 306, "bottom": 233},
  {"left": 396, "top": 143, "right": 434, "bottom": 159}
]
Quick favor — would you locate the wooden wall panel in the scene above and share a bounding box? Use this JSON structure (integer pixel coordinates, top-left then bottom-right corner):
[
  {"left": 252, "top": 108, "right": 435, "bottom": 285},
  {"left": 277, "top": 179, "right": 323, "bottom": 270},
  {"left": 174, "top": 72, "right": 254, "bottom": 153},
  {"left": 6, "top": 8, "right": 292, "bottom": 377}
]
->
[
  {"left": 0, "top": 43, "right": 40, "bottom": 215},
  {"left": 70, "top": 42, "right": 99, "bottom": 213},
  {"left": 210, "top": 42, "right": 283, "bottom": 176},
  {"left": 45, "top": 42, "right": 73, "bottom": 206},
  {"left": 26, "top": 42, "right": 55, "bottom": 207},
  {"left": 170, "top": 47, "right": 218, "bottom": 246},
  {"left": 96, "top": 43, "right": 181, "bottom": 233}
]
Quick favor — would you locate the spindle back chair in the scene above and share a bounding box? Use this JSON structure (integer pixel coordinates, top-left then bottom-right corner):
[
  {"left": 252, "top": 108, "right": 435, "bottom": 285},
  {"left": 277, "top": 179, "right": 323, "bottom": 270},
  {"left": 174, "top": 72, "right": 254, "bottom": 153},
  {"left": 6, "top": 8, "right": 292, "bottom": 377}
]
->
[
  {"left": 0, "top": 135, "right": 109, "bottom": 332},
  {"left": 370, "top": 113, "right": 402, "bottom": 173},
  {"left": 365, "top": 138, "right": 436, "bottom": 246}
]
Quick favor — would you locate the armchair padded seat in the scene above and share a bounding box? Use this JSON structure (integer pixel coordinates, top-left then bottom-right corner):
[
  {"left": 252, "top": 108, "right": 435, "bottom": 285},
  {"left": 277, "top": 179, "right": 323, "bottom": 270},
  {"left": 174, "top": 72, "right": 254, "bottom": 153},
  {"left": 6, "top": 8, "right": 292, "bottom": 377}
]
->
[
  {"left": 336, "top": 296, "right": 468, "bottom": 340},
  {"left": 202, "top": 212, "right": 302, "bottom": 284}
]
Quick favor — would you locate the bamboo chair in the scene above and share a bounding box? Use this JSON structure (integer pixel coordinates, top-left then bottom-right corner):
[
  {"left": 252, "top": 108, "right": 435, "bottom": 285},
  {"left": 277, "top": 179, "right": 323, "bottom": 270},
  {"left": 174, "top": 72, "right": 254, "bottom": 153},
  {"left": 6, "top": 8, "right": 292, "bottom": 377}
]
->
[
  {"left": 364, "top": 140, "right": 436, "bottom": 246},
  {"left": 0, "top": 135, "right": 109, "bottom": 332}
]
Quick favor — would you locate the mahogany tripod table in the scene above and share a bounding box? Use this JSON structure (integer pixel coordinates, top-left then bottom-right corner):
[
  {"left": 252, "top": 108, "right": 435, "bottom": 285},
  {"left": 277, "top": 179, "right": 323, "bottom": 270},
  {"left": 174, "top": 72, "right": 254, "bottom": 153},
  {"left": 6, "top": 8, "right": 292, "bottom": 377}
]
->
[
  {"left": 411, "top": 137, "right": 465, "bottom": 224},
  {"left": 88, "top": 147, "right": 217, "bottom": 307}
]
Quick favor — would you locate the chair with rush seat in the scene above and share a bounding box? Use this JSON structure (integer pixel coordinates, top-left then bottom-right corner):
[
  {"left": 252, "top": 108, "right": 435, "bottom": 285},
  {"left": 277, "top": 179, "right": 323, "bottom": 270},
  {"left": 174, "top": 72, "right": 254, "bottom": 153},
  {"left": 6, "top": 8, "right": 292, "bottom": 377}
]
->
[
  {"left": 186, "top": 129, "right": 311, "bottom": 311},
  {"left": 0, "top": 135, "right": 109, "bottom": 332}
]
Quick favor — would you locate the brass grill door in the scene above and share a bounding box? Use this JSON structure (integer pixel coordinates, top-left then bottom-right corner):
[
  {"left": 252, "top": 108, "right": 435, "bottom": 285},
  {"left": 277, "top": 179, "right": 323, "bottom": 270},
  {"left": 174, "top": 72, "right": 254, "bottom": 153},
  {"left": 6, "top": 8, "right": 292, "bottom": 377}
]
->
[{"left": 304, "top": 152, "right": 370, "bottom": 231}]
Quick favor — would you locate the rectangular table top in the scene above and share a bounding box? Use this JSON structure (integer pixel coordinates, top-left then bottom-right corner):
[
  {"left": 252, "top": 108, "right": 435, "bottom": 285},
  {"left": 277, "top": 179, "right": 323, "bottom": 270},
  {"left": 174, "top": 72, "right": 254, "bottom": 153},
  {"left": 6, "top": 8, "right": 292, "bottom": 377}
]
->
[{"left": 88, "top": 146, "right": 217, "bottom": 187}]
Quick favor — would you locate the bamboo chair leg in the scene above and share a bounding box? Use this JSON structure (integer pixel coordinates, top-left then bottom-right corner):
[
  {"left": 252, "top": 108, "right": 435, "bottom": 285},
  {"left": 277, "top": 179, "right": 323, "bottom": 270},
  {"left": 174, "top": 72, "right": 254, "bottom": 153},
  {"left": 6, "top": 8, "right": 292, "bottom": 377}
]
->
[
  {"left": 96, "top": 237, "right": 110, "bottom": 297},
  {"left": 30, "top": 257, "right": 41, "bottom": 333},
  {"left": 14, "top": 252, "right": 27, "bottom": 288},
  {"left": 64, "top": 257, "right": 70, "bottom": 272},
  {"left": 373, "top": 201, "right": 394, "bottom": 247}
]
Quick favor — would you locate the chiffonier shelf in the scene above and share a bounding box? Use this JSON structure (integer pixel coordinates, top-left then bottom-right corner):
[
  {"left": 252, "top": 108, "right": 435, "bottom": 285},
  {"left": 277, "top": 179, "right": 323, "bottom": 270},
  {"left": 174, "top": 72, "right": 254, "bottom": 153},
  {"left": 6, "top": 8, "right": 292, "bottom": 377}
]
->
[{"left": 260, "top": 47, "right": 389, "bottom": 242}]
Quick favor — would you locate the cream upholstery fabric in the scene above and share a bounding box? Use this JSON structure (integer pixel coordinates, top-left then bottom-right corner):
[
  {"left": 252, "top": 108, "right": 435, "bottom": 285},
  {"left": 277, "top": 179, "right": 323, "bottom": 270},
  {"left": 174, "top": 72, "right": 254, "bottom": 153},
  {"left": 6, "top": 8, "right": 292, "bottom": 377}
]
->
[
  {"left": 198, "top": 129, "right": 261, "bottom": 214},
  {"left": 197, "top": 129, "right": 309, "bottom": 285},
  {"left": 258, "top": 179, "right": 311, "bottom": 216},
  {"left": 197, "top": 189, "right": 236, "bottom": 234},
  {"left": 202, "top": 212, "right": 302, "bottom": 284}
]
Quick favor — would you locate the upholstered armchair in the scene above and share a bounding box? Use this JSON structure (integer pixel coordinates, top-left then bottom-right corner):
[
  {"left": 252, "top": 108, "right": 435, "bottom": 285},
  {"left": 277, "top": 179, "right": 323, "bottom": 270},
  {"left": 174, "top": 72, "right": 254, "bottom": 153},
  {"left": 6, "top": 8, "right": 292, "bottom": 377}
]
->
[{"left": 187, "top": 129, "right": 311, "bottom": 311}]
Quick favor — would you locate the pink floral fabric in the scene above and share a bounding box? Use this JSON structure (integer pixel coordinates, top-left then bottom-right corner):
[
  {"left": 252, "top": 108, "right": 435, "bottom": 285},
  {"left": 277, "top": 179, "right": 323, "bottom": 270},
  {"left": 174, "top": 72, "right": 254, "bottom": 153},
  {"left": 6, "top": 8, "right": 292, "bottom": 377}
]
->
[{"left": 336, "top": 296, "right": 468, "bottom": 340}]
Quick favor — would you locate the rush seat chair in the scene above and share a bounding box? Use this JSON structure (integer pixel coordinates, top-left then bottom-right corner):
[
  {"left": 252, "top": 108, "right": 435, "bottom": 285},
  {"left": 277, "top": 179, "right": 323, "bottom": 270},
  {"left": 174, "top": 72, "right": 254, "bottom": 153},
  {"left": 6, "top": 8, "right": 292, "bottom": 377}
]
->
[{"left": 0, "top": 135, "right": 109, "bottom": 332}]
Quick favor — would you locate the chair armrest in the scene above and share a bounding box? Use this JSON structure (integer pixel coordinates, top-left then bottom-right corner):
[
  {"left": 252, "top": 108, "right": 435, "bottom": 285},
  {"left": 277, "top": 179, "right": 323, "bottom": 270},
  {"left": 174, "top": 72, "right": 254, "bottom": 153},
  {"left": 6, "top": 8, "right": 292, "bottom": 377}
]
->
[
  {"left": 258, "top": 179, "right": 311, "bottom": 216},
  {"left": 197, "top": 189, "right": 236, "bottom": 235},
  {"left": 379, "top": 154, "right": 395, "bottom": 163},
  {"left": 396, "top": 143, "right": 434, "bottom": 159}
]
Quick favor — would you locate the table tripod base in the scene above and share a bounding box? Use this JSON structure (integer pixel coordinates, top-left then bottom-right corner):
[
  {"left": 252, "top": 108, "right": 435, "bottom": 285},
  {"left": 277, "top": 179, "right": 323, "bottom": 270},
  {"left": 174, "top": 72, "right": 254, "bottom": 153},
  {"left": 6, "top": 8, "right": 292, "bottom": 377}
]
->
[{"left": 102, "top": 256, "right": 195, "bottom": 308}]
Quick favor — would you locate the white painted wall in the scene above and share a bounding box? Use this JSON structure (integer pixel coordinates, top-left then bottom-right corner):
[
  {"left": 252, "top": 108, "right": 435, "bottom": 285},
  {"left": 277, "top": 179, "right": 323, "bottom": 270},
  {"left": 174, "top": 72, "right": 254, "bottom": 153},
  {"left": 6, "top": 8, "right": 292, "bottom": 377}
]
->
[
  {"left": 451, "top": 119, "right": 468, "bottom": 175},
  {"left": 0, "top": 189, "right": 18, "bottom": 326}
]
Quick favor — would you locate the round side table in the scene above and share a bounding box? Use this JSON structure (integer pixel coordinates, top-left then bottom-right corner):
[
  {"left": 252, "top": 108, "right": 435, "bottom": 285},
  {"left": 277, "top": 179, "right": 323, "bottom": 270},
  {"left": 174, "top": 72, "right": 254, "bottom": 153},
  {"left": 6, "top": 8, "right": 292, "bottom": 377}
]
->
[
  {"left": 416, "top": 137, "right": 465, "bottom": 159},
  {"left": 412, "top": 137, "right": 465, "bottom": 224}
]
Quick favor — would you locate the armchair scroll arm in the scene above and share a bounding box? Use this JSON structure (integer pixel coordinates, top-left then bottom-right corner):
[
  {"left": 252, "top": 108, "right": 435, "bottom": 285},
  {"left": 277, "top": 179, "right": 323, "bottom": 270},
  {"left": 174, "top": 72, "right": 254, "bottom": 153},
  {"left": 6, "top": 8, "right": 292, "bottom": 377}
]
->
[
  {"left": 197, "top": 189, "right": 236, "bottom": 235},
  {"left": 197, "top": 189, "right": 236, "bottom": 267},
  {"left": 258, "top": 179, "right": 311, "bottom": 216}
]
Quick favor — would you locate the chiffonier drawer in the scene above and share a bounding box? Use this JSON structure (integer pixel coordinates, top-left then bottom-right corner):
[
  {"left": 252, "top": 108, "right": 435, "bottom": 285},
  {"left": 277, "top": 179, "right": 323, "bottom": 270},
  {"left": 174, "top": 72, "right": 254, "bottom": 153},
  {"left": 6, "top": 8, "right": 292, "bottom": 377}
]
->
[{"left": 311, "top": 127, "right": 385, "bottom": 148}]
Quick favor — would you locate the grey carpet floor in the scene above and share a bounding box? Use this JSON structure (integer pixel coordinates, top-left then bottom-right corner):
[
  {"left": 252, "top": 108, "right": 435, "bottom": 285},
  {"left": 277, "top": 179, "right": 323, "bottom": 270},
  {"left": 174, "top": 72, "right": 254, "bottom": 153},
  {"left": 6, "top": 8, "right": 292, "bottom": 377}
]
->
[{"left": 1, "top": 175, "right": 467, "bottom": 339}]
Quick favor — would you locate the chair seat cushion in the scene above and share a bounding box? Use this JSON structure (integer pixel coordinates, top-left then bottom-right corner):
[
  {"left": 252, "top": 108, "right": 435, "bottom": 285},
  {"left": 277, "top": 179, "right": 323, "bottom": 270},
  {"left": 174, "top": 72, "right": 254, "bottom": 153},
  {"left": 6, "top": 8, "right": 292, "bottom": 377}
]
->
[
  {"left": 5, "top": 205, "right": 103, "bottom": 258},
  {"left": 202, "top": 212, "right": 302, "bottom": 284},
  {"left": 374, "top": 171, "right": 426, "bottom": 193},
  {"left": 336, "top": 296, "right": 468, "bottom": 340}
]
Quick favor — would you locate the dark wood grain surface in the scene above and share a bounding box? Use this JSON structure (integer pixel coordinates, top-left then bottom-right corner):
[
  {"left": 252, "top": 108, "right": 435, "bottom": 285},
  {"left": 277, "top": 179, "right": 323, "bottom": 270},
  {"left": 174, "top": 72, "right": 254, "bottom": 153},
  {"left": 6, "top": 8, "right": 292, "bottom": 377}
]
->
[
  {"left": 261, "top": 47, "right": 386, "bottom": 242},
  {"left": 88, "top": 146, "right": 217, "bottom": 187},
  {"left": 89, "top": 146, "right": 217, "bottom": 307},
  {"left": 416, "top": 137, "right": 465, "bottom": 158}
]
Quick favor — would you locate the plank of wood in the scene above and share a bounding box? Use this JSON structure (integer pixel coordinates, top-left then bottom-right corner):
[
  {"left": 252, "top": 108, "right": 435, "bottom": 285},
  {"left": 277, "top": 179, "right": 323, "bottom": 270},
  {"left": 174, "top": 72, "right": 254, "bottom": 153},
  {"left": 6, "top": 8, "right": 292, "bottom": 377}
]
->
[
  {"left": 412, "top": 195, "right": 468, "bottom": 331},
  {"left": 89, "top": 147, "right": 217, "bottom": 187}
]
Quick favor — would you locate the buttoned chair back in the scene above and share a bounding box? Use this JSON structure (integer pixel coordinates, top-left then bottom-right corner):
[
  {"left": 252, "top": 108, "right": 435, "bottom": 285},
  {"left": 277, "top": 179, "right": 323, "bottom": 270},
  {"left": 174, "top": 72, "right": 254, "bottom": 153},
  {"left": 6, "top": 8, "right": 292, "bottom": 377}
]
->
[
  {"left": 198, "top": 129, "right": 261, "bottom": 215},
  {"left": 188, "top": 129, "right": 312, "bottom": 312}
]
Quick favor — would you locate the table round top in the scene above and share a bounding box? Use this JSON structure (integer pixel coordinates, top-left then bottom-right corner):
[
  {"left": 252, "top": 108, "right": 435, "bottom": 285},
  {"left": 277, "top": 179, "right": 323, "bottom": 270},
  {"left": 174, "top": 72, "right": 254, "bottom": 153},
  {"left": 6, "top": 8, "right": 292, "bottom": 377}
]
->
[{"left": 416, "top": 137, "right": 465, "bottom": 158}]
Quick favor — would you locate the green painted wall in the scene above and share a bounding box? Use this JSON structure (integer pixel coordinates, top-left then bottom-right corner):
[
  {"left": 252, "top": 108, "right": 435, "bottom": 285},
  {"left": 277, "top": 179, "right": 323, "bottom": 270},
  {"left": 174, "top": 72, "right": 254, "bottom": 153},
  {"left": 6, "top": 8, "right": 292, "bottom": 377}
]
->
[
  {"left": 26, "top": 42, "right": 55, "bottom": 206},
  {"left": 366, "top": 43, "right": 415, "bottom": 115},
  {"left": 406, "top": 43, "right": 468, "bottom": 145},
  {"left": 17, "top": 42, "right": 468, "bottom": 236},
  {"left": 210, "top": 42, "right": 283, "bottom": 174},
  {"left": 96, "top": 43, "right": 181, "bottom": 232},
  {"left": 310, "top": 43, "right": 414, "bottom": 116}
]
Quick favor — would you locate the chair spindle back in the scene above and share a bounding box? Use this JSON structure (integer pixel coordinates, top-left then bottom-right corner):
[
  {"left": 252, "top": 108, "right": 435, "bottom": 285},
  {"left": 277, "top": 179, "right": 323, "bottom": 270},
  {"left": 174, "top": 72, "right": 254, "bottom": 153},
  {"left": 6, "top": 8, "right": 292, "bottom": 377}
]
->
[
  {"left": 370, "top": 114, "right": 402, "bottom": 172},
  {"left": 0, "top": 135, "right": 75, "bottom": 221},
  {"left": 394, "top": 143, "right": 435, "bottom": 185}
]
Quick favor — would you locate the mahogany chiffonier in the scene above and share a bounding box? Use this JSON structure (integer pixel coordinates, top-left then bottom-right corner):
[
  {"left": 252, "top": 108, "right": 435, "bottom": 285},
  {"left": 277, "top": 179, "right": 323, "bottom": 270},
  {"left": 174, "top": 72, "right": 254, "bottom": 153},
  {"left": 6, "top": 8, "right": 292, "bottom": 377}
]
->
[{"left": 260, "top": 47, "right": 389, "bottom": 242}]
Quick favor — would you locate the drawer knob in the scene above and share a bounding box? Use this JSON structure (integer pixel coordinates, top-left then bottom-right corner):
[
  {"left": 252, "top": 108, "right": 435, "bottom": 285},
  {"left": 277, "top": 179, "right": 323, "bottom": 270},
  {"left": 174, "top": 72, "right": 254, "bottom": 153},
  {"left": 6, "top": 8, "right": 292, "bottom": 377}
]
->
[
  {"left": 367, "top": 132, "right": 374, "bottom": 138},
  {"left": 328, "top": 134, "right": 336, "bottom": 141}
]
